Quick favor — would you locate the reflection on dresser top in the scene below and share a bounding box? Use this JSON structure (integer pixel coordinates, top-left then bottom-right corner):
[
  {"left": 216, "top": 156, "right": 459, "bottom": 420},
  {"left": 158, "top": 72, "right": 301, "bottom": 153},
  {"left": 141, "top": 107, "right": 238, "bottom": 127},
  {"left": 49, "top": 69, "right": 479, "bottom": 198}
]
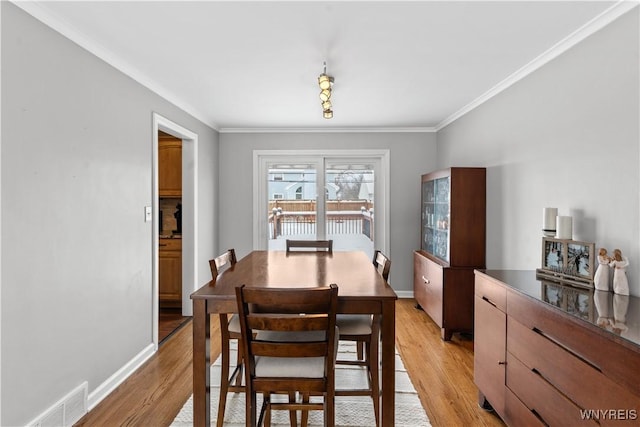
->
[{"left": 479, "top": 270, "right": 640, "bottom": 349}]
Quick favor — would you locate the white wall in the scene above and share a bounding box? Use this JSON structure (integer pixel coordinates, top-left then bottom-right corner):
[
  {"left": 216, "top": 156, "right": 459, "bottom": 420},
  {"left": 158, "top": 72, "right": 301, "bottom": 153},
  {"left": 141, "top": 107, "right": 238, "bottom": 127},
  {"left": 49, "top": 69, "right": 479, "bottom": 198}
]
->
[
  {"left": 1, "top": 3, "right": 218, "bottom": 425},
  {"left": 219, "top": 132, "right": 437, "bottom": 295},
  {"left": 437, "top": 9, "right": 639, "bottom": 295}
]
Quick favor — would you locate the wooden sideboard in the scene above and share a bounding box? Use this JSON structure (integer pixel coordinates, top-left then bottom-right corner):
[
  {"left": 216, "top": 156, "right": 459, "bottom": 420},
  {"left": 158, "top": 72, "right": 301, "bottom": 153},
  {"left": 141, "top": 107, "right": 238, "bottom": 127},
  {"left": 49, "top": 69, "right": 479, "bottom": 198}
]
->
[{"left": 475, "top": 270, "right": 640, "bottom": 426}]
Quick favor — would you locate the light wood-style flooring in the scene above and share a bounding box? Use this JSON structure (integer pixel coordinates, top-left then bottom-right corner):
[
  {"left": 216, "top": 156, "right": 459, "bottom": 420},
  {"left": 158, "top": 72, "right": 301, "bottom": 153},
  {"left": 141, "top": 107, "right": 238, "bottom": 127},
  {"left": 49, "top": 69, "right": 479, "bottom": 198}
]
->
[{"left": 74, "top": 299, "right": 505, "bottom": 426}]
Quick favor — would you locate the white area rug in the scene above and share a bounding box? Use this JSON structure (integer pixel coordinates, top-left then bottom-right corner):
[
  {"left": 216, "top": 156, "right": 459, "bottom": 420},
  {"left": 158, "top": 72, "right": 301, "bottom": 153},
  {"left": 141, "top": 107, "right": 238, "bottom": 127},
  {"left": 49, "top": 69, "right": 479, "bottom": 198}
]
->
[{"left": 171, "top": 341, "right": 431, "bottom": 426}]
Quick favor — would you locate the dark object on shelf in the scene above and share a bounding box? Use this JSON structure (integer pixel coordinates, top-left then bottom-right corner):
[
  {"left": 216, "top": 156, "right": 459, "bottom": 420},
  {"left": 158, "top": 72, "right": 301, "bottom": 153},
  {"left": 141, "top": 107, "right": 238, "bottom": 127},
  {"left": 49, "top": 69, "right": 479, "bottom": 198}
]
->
[{"left": 174, "top": 203, "right": 182, "bottom": 233}]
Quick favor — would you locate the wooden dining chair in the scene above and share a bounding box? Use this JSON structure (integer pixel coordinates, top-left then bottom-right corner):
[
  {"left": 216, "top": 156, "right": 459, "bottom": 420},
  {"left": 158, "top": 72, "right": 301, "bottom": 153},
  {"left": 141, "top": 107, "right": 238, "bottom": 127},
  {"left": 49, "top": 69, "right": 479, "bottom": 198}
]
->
[
  {"left": 334, "top": 250, "right": 391, "bottom": 427},
  {"left": 209, "top": 249, "right": 242, "bottom": 427},
  {"left": 236, "top": 284, "right": 339, "bottom": 427},
  {"left": 285, "top": 239, "right": 333, "bottom": 253}
]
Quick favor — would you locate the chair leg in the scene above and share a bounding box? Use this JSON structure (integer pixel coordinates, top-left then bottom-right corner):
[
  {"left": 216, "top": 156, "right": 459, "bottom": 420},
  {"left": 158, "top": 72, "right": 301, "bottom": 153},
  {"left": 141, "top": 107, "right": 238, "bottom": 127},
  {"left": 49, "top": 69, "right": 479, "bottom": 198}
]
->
[
  {"left": 247, "top": 387, "right": 257, "bottom": 427},
  {"left": 325, "top": 391, "right": 335, "bottom": 427},
  {"left": 357, "top": 341, "right": 365, "bottom": 361},
  {"left": 233, "top": 337, "right": 244, "bottom": 386},
  {"left": 260, "top": 393, "right": 270, "bottom": 427},
  {"left": 217, "top": 330, "right": 231, "bottom": 427},
  {"left": 289, "top": 391, "right": 298, "bottom": 426},
  {"left": 301, "top": 393, "right": 309, "bottom": 427},
  {"left": 368, "top": 338, "right": 380, "bottom": 427}
]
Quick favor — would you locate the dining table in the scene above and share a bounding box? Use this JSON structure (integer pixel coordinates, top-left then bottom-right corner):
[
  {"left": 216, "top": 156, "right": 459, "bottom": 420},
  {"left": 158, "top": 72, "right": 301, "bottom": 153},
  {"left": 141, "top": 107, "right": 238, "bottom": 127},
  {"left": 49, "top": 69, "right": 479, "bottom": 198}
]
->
[{"left": 191, "top": 250, "right": 398, "bottom": 426}]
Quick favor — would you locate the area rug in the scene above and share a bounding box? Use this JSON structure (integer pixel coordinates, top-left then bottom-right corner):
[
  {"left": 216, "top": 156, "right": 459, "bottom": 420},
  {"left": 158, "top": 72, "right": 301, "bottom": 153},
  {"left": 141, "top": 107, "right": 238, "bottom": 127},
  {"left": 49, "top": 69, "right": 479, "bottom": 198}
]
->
[{"left": 171, "top": 341, "right": 431, "bottom": 426}]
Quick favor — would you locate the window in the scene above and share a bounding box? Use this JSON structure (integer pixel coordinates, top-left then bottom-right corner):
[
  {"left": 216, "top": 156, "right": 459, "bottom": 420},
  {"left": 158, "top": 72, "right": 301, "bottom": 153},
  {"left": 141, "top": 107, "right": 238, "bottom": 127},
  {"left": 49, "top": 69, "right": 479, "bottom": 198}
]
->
[{"left": 273, "top": 193, "right": 284, "bottom": 199}]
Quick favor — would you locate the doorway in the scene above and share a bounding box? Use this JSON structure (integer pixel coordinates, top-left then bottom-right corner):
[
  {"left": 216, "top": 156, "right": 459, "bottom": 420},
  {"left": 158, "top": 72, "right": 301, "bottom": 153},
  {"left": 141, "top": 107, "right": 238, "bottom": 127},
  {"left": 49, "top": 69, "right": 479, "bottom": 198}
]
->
[
  {"left": 254, "top": 150, "right": 390, "bottom": 257},
  {"left": 152, "top": 113, "right": 198, "bottom": 349}
]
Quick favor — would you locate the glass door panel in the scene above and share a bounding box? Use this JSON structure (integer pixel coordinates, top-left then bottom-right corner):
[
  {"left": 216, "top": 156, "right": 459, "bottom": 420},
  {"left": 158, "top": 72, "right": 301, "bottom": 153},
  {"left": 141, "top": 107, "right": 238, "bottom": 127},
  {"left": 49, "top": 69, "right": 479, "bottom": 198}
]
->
[
  {"left": 325, "top": 161, "right": 375, "bottom": 259},
  {"left": 267, "top": 162, "right": 319, "bottom": 250}
]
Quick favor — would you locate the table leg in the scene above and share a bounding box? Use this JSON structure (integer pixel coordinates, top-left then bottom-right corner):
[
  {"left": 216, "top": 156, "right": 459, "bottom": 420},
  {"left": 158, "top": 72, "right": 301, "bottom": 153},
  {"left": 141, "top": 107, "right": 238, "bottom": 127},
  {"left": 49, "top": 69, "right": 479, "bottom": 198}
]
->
[
  {"left": 380, "top": 299, "right": 395, "bottom": 426},
  {"left": 193, "top": 299, "right": 211, "bottom": 427}
]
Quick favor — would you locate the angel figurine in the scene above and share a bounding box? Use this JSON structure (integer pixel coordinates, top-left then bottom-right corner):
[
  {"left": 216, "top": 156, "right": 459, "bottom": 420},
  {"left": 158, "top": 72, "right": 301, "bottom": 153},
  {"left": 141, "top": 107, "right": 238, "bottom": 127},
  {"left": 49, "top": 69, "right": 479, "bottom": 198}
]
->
[
  {"left": 609, "top": 249, "right": 629, "bottom": 295},
  {"left": 593, "top": 248, "right": 611, "bottom": 291}
]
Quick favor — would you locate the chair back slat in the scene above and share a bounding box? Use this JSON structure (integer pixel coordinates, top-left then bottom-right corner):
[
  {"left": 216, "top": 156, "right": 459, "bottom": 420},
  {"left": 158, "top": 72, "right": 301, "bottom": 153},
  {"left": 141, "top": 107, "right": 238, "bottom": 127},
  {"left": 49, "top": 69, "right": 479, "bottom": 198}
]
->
[
  {"left": 373, "top": 250, "right": 391, "bottom": 281},
  {"left": 209, "top": 248, "right": 237, "bottom": 279},
  {"left": 247, "top": 314, "right": 329, "bottom": 332},
  {"left": 285, "top": 239, "right": 333, "bottom": 253},
  {"left": 251, "top": 342, "right": 329, "bottom": 358}
]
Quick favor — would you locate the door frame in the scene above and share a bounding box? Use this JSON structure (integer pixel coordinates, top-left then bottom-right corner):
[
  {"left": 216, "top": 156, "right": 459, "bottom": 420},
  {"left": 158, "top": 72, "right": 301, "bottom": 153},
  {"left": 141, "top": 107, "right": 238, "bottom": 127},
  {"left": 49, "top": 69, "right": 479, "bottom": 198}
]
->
[
  {"left": 253, "top": 149, "right": 390, "bottom": 255},
  {"left": 152, "top": 113, "right": 198, "bottom": 348}
]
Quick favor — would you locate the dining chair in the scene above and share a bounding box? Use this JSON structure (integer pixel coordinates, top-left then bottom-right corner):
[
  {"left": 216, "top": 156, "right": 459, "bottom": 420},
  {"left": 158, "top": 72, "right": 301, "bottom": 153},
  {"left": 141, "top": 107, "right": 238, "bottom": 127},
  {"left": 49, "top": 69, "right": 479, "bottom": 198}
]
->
[
  {"left": 209, "top": 248, "right": 242, "bottom": 427},
  {"left": 285, "top": 239, "right": 333, "bottom": 253},
  {"left": 235, "top": 283, "right": 339, "bottom": 427},
  {"left": 334, "top": 250, "right": 391, "bottom": 427}
]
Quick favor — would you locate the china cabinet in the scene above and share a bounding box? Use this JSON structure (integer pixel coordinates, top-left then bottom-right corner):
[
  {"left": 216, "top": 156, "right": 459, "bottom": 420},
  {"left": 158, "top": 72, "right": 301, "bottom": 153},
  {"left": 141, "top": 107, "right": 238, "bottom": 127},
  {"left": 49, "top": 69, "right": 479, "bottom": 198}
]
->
[{"left": 414, "top": 167, "right": 486, "bottom": 340}]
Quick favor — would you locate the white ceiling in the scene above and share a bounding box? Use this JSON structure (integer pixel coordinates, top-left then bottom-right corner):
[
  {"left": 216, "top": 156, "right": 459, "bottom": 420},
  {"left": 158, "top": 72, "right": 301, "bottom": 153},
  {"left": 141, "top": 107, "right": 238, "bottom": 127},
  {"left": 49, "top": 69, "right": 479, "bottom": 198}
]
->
[{"left": 15, "top": 1, "right": 634, "bottom": 132}]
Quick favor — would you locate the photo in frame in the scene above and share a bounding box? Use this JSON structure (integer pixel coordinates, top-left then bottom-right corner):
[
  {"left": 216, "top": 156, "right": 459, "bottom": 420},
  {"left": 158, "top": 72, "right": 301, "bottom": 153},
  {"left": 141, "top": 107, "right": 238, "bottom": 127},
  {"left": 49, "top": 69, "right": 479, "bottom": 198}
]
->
[
  {"left": 537, "top": 237, "right": 595, "bottom": 287},
  {"left": 542, "top": 238, "right": 566, "bottom": 271}
]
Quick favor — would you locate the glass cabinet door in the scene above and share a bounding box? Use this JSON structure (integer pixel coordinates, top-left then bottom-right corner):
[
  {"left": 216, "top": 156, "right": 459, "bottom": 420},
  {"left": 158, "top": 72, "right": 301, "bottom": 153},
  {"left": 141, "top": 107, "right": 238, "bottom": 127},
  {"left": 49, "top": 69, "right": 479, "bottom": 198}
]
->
[
  {"left": 433, "top": 177, "right": 450, "bottom": 262},
  {"left": 421, "top": 179, "right": 435, "bottom": 254},
  {"left": 422, "top": 176, "right": 450, "bottom": 262}
]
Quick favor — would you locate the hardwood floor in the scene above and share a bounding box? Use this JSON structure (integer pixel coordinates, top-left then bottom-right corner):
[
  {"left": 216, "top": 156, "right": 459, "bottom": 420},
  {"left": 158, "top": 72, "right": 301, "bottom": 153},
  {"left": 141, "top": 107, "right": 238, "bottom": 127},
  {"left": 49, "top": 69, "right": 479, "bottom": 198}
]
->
[
  {"left": 74, "top": 299, "right": 505, "bottom": 426},
  {"left": 159, "top": 307, "right": 191, "bottom": 343}
]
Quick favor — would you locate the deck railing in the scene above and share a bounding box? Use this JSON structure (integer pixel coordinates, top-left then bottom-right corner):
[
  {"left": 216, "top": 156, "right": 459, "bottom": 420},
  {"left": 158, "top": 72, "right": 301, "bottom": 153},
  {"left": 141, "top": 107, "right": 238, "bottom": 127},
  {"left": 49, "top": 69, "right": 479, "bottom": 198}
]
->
[{"left": 268, "top": 200, "right": 374, "bottom": 240}]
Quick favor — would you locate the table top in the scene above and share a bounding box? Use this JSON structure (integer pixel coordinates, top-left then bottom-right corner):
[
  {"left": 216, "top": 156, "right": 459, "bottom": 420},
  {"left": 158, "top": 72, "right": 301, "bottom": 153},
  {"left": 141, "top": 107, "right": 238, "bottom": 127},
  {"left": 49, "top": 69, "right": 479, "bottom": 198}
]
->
[{"left": 192, "top": 250, "right": 397, "bottom": 305}]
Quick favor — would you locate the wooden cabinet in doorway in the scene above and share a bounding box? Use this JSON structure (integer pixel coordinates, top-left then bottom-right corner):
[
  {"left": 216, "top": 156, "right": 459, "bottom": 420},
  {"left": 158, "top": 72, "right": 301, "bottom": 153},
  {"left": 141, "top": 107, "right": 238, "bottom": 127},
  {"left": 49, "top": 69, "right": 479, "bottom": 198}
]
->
[
  {"left": 158, "top": 133, "right": 182, "bottom": 197},
  {"left": 159, "top": 238, "right": 182, "bottom": 308}
]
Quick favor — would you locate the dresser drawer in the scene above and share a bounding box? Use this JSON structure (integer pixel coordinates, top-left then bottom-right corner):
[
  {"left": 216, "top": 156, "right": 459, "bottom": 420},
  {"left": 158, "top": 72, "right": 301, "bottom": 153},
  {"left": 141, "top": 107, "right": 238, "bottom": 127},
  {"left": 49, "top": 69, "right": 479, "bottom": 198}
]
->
[
  {"left": 508, "top": 290, "right": 640, "bottom": 398},
  {"left": 414, "top": 252, "right": 443, "bottom": 326},
  {"left": 475, "top": 271, "right": 506, "bottom": 312},
  {"left": 508, "top": 316, "right": 639, "bottom": 420},
  {"left": 503, "top": 387, "right": 545, "bottom": 427},
  {"left": 159, "top": 238, "right": 182, "bottom": 251},
  {"left": 506, "top": 353, "right": 598, "bottom": 426}
]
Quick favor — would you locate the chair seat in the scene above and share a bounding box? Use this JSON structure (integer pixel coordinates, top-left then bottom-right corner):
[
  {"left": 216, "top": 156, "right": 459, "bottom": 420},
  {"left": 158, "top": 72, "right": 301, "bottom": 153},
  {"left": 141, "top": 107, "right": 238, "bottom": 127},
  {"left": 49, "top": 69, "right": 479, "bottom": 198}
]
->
[
  {"left": 228, "top": 313, "right": 241, "bottom": 334},
  {"left": 336, "top": 314, "right": 373, "bottom": 335}
]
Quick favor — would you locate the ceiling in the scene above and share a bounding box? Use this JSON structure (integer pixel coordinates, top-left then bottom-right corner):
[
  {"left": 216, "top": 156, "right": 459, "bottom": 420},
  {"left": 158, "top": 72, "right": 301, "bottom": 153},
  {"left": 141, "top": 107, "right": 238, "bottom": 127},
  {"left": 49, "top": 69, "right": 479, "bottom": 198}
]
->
[{"left": 15, "top": 1, "right": 633, "bottom": 132}]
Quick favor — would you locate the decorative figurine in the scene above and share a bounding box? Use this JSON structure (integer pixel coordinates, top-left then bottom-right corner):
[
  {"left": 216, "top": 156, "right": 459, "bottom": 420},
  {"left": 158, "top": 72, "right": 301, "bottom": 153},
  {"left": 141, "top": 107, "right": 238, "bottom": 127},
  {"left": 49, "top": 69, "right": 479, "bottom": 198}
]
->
[
  {"left": 593, "top": 290, "right": 612, "bottom": 328},
  {"left": 610, "top": 293, "right": 629, "bottom": 335},
  {"left": 609, "top": 249, "right": 629, "bottom": 295},
  {"left": 593, "top": 248, "right": 611, "bottom": 291}
]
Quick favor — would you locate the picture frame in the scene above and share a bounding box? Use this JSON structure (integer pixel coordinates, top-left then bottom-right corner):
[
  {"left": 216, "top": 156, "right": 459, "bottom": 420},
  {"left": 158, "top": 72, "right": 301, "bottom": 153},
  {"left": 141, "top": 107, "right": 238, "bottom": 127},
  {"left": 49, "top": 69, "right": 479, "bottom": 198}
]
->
[
  {"left": 542, "top": 237, "right": 566, "bottom": 271},
  {"left": 537, "top": 237, "right": 595, "bottom": 287}
]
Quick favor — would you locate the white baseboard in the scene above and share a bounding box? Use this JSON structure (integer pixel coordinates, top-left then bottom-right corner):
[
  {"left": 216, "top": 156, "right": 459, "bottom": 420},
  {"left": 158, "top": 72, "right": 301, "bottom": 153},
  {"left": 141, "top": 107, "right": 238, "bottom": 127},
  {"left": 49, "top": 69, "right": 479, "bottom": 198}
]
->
[
  {"left": 87, "top": 343, "right": 156, "bottom": 411},
  {"left": 395, "top": 290, "right": 414, "bottom": 299}
]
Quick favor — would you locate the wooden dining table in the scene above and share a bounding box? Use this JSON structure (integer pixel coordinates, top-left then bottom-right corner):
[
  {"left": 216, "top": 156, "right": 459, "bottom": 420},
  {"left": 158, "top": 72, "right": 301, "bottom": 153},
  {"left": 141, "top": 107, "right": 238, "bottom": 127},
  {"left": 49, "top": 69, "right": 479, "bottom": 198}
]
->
[{"left": 191, "top": 250, "right": 398, "bottom": 426}]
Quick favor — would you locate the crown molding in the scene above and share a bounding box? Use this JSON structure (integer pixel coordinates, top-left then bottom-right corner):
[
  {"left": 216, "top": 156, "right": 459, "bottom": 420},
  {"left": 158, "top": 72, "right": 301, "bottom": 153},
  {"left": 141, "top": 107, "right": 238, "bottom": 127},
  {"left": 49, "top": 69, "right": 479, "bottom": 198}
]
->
[
  {"left": 219, "top": 126, "right": 437, "bottom": 133},
  {"left": 11, "top": 0, "right": 221, "bottom": 131},
  {"left": 436, "top": 0, "right": 639, "bottom": 132},
  {"left": 13, "top": 0, "right": 637, "bottom": 135}
]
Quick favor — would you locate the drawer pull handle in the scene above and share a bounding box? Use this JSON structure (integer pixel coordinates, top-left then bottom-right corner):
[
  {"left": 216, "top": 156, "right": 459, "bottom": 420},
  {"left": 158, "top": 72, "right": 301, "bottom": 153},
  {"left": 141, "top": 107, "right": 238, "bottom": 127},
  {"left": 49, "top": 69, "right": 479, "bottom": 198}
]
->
[
  {"left": 421, "top": 276, "right": 430, "bottom": 284},
  {"left": 498, "top": 361, "right": 506, "bottom": 365},
  {"left": 532, "top": 327, "right": 602, "bottom": 372},
  {"left": 530, "top": 409, "right": 549, "bottom": 426},
  {"left": 482, "top": 296, "right": 497, "bottom": 308},
  {"left": 159, "top": 243, "right": 168, "bottom": 247}
]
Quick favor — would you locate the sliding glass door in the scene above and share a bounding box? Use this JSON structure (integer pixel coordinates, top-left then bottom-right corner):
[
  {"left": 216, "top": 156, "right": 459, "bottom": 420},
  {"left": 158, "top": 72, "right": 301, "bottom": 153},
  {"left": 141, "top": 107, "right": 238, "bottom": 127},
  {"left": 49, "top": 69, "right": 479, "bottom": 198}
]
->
[{"left": 255, "top": 150, "right": 388, "bottom": 259}]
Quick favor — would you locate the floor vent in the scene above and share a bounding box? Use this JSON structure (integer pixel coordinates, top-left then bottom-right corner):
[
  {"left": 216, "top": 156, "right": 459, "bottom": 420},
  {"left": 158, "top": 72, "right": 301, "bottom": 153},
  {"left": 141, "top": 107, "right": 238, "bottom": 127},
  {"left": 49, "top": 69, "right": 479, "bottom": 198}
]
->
[{"left": 30, "top": 382, "right": 88, "bottom": 427}]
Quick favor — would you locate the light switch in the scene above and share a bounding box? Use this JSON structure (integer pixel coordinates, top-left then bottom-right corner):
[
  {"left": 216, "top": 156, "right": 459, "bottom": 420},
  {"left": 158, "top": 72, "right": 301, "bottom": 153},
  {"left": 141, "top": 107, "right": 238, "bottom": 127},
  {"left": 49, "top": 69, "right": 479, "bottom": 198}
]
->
[{"left": 144, "top": 206, "right": 152, "bottom": 222}]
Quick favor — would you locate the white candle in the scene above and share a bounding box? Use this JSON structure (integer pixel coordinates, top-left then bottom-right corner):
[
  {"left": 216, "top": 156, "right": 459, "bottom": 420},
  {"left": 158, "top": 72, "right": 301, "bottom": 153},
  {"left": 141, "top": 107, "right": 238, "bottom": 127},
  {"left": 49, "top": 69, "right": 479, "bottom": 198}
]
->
[
  {"left": 543, "top": 208, "right": 557, "bottom": 236},
  {"left": 556, "top": 216, "right": 573, "bottom": 239}
]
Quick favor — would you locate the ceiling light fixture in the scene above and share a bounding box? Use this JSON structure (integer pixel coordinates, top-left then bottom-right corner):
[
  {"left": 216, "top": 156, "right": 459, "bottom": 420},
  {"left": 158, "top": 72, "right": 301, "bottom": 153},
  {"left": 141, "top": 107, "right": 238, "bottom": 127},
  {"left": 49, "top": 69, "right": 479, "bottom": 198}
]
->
[{"left": 318, "top": 61, "right": 334, "bottom": 119}]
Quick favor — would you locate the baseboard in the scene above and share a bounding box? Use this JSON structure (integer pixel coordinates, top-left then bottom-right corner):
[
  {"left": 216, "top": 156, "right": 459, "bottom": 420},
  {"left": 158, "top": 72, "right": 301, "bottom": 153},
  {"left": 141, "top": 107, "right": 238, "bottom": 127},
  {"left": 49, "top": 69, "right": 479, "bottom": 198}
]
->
[
  {"left": 395, "top": 290, "right": 414, "bottom": 299},
  {"left": 87, "top": 343, "right": 156, "bottom": 411}
]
